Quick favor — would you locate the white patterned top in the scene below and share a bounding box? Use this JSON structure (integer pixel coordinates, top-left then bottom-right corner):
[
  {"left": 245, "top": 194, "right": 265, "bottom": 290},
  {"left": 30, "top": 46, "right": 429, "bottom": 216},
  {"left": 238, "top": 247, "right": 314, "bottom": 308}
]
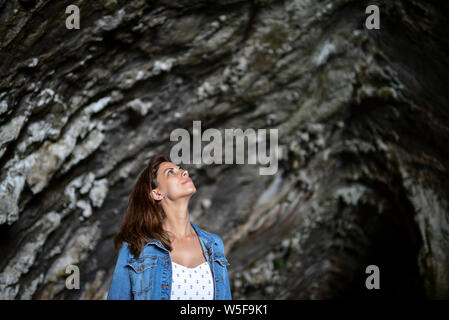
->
[{"left": 170, "top": 260, "right": 214, "bottom": 300}]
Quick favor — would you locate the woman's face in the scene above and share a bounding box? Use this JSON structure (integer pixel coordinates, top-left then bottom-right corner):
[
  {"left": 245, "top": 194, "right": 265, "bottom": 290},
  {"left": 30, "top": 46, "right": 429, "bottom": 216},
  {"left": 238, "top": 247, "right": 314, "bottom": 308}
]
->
[{"left": 152, "top": 161, "right": 196, "bottom": 201}]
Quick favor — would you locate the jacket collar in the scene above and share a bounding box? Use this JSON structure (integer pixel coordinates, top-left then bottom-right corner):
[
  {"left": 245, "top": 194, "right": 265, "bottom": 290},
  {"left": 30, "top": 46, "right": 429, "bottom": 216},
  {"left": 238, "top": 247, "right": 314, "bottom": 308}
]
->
[{"left": 143, "top": 220, "right": 216, "bottom": 252}]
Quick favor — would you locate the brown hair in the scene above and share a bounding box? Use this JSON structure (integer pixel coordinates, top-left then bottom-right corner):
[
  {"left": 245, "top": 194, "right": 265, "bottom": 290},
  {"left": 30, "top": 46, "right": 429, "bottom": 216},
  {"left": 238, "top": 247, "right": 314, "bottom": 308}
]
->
[{"left": 113, "top": 154, "right": 173, "bottom": 258}]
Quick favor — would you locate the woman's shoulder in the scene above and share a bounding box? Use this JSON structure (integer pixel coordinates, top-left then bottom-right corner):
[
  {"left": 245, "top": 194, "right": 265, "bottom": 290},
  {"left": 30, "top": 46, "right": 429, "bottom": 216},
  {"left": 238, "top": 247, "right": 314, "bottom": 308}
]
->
[
  {"left": 117, "top": 241, "right": 132, "bottom": 257},
  {"left": 112, "top": 241, "right": 131, "bottom": 265},
  {"left": 118, "top": 241, "right": 130, "bottom": 250}
]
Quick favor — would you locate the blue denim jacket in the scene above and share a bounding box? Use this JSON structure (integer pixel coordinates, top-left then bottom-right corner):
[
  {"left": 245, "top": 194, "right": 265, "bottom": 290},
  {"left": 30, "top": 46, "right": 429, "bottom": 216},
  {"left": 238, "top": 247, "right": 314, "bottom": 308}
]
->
[{"left": 107, "top": 221, "right": 232, "bottom": 300}]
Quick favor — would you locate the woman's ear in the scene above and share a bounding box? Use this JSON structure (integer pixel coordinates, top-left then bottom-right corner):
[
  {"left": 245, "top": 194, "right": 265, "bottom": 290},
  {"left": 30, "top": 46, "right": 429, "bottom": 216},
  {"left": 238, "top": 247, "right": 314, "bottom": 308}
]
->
[{"left": 151, "top": 189, "right": 164, "bottom": 201}]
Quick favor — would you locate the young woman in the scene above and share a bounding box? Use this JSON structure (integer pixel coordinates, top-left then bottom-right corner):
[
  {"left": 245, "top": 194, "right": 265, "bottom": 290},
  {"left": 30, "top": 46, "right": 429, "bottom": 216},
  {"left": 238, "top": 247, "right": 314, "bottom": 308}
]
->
[{"left": 107, "top": 154, "right": 232, "bottom": 300}]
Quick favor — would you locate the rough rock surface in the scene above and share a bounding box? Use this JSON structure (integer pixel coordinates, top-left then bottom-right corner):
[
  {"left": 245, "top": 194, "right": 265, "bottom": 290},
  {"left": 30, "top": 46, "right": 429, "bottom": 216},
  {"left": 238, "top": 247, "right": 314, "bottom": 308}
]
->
[{"left": 0, "top": 0, "right": 448, "bottom": 299}]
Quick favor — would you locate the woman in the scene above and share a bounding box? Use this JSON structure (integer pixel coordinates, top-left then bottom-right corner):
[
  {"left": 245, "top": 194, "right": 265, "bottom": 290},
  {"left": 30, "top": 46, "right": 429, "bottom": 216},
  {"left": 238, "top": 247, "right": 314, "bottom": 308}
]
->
[{"left": 107, "top": 154, "right": 232, "bottom": 300}]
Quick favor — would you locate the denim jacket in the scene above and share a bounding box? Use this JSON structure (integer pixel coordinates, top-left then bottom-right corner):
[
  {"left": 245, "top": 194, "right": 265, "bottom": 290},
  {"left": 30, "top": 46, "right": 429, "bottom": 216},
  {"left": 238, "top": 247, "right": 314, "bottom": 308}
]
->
[{"left": 107, "top": 221, "right": 232, "bottom": 300}]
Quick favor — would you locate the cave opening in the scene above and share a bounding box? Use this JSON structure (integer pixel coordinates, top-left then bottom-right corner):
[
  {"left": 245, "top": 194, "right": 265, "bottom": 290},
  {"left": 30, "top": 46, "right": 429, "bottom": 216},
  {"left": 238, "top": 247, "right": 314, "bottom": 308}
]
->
[{"left": 343, "top": 195, "right": 426, "bottom": 299}]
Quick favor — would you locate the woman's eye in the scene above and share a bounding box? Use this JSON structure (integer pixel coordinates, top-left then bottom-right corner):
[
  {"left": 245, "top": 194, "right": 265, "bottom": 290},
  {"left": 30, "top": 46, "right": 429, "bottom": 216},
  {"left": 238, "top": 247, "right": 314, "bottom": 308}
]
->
[{"left": 168, "top": 167, "right": 184, "bottom": 175}]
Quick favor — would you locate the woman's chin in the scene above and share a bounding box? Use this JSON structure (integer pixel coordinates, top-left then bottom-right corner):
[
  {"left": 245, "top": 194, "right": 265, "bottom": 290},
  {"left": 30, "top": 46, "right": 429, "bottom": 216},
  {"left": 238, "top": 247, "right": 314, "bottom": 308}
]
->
[
  {"left": 180, "top": 186, "right": 196, "bottom": 196},
  {"left": 188, "top": 186, "right": 197, "bottom": 194}
]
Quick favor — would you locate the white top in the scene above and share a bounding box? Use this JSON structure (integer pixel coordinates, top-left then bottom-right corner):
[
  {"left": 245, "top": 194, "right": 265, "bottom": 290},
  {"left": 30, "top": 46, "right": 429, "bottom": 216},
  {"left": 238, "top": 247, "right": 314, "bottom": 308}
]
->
[{"left": 170, "top": 260, "right": 214, "bottom": 300}]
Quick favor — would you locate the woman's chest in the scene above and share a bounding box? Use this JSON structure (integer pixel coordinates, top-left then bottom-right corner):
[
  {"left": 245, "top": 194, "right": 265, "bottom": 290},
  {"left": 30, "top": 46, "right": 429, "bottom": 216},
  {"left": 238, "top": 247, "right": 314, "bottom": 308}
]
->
[{"left": 170, "top": 237, "right": 207, "bottom": 268}]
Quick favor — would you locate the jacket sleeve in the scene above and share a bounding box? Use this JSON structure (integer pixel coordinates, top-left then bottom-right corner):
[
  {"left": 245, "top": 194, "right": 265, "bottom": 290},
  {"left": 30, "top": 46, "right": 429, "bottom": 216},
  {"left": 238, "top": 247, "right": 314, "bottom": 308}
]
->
[
  {"left": 215, "top": 235, "right": 232, "bottom": 300},
  {"left": 107, "top": 242, "right": 132, "bottom": 300},
  {"left": 223, "top": 263, "right": 232, "bottom": 300}
]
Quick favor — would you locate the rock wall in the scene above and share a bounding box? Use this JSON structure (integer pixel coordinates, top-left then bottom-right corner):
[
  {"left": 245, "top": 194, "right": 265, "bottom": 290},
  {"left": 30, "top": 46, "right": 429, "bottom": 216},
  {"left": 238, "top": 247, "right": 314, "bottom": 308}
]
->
[{"left": 0, "top": 0, "right": 448, "bottom": 299}]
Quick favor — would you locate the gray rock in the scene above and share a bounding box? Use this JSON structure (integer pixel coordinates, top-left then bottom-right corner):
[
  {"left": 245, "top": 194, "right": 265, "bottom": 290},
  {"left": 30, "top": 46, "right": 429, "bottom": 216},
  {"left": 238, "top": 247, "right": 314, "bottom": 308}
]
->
[{"left": 0, "top": 0, "right": 448, "bottom": 300}]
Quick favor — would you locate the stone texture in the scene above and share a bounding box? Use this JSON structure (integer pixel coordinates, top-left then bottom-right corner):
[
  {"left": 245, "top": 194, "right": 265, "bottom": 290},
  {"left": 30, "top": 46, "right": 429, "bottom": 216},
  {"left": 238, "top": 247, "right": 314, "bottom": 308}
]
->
[{"left": 0, "top": 0, "right": 448, "bottom": 299}]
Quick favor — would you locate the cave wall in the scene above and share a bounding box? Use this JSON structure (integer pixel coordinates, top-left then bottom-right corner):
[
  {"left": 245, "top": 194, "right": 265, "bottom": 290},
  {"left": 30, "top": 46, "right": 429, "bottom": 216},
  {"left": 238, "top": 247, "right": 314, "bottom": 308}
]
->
[{"left": 0, "top": 0, "right": 448, "bottom": 299}]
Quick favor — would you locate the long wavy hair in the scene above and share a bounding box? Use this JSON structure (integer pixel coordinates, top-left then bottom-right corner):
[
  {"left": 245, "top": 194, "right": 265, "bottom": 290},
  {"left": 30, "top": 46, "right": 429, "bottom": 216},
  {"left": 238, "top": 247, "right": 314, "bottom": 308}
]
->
[{"left": 113, "top": 154, "right": 173, "bottom": 258}]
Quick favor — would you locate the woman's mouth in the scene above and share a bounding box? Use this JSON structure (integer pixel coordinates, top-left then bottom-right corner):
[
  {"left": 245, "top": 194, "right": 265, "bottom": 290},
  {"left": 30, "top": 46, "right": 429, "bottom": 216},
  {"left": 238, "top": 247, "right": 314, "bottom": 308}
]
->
[{"left": 182, "top": 178, "right": 192, "bottom": 184}]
